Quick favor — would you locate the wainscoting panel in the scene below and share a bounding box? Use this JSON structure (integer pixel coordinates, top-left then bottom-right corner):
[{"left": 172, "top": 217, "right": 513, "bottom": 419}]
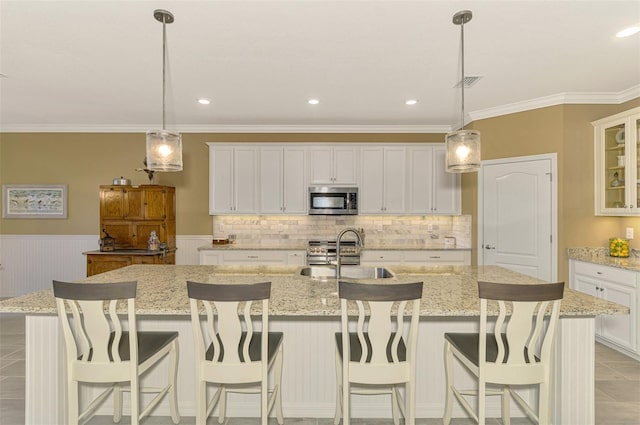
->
[{"left": 0, "top": 235, "right": 211, "bottom": 298}]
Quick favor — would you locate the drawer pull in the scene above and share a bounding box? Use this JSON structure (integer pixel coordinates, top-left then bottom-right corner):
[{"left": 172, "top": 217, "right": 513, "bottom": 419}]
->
[
  {"left": 430, "top": 256, "right": 441, "bottom": 259},
  {"left": 597, "top": 272, "right": 603, "bottom": 275},
  {"left": 247, "top": 255, "right": 259, "bottom": 259}
]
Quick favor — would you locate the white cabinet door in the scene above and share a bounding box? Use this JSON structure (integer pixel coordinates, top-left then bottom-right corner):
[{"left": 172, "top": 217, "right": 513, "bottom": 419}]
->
[
  {"left": 573, "top": 273, "right": 603, "bottom": 336},
  {"left": 209, "top": 147, "right": 234, "bottom": 213},
  {"left": 283, "top": 148, "right": 307, "bottom": 213},
  {"left": 384, "top": 147, "right": 406, "bottom": 213},
  {"left": 360, "top": 147, "right": 406, "bottom": 213},
  {"left": 234, "top": 148, "right": 259, "bottom": 213},
  {"left": 309, "top": 146, "right": 357, "bottom": 184},
  {"left": 260, "top": 147, "right": 284, "bottom": 213},
  {"left": 407, "top": 145, "right": 460, "bottom": 214},
  {"left": 333, "top": 146, "right": 357, "bottom": 184},
  {"left": 209, "top": 146, "right": 259, "bottom": 214},
  {"left": 360, "top": 147, "right": 385, "bottom": 213},
  {"left": 309, "top": 147, "right": 334, "bottom": 184},
  {"left": 601, "top": 279, "right": 637, "bottom": 351},
  {"left": 199, "top": 251, "right": 221, "bottom": 265},
  {"left": 432, "top": 146, "right": 461, "bottom": 214},
  {"left": 260, "top": 147, "right": 307, "bottom": 214},
  {"left": 593, "top": 107, "right": 640, "bottom": 216},
  {"left": 408, "top": 147, "right": 432, "bottom": 213}
]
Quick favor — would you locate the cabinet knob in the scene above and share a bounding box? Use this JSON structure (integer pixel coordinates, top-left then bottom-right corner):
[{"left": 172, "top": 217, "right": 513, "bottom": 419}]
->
[
  {"left": 597, "top": 271, "right": 603, "bottom": 275},
  {"left": 430, "top": 256, "right": 441, "bottom": 259}
]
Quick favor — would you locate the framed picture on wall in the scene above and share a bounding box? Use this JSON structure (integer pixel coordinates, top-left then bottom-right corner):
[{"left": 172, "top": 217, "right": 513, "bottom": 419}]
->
[{"left": 2, "top": 184, "right": 68, "bottom": 219}]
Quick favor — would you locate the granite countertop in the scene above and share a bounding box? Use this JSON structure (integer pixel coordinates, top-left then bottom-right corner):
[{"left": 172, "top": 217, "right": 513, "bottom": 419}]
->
[
  {"left": 198, "top": 243, "right": 470, "bottom": 251},
  {"left": 0, "top": 265, "right": 626, "bottom": 318},
  {"left": 83, "top": 248, "right": 177, "bottom": 256},
  {"left": 568, "top": 248, "right": 640, "bottom": 272},
  {"left": 198, "top": 243, "right": 307, "bottom": 251}
]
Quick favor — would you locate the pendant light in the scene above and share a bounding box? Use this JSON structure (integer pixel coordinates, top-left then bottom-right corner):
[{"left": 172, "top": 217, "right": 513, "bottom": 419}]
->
[
  {"left": 445, "top": 10, "right": 480, "bottom": 173},
  {"left": 146, "top": 9, "right": 183, "bottom": 172}
]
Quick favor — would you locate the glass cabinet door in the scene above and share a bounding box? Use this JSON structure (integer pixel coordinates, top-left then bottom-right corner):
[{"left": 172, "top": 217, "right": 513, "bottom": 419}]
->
[
  {"left": 593, "top": 107, "right": 640, "bottom": 216},
  {"left": 602, "top": 121, "right": 627, "bottom": 210}
]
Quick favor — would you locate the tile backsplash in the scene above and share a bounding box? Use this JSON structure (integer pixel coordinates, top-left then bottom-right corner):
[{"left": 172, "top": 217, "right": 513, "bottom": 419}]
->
[{"left": 212, "top": 215, "right": 471, "bottom": 248}]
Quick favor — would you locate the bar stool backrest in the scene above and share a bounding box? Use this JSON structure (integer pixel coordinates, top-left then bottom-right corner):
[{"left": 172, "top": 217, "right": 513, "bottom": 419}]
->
[
  {"left": 187, "top": 281, "right": 270, "bottom": 366},
  {"left": 339, "top": 281, "right": 423, "bottom": 366},
  {"left": 53, "top": 280, "right": 138, "bottom": 366},
  {"left": 478, "top": 281, "right": 565, "bottom": 367}
]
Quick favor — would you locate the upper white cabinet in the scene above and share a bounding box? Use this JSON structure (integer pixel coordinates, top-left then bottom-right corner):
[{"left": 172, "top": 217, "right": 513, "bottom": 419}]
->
[
  {"left": 360, "top": 146, "right": 406, "bottom": 213},
  {"left": 593, "top": 107, "right": 640, "bottom": 216},
  {"left": 309, "top": 145, "right": 357, "bottom": 184},
  {"left": 260, "top": 147, "right": 307, "bottom": 214},
  {"left": 407, "top": 145, "right": 461, "bottom": 214},
  {"left": 209, "top": 145, "right": 259, "bottom": 214},
  {"left": 208, "top": 143, "right": 461, "bottom": 216}
]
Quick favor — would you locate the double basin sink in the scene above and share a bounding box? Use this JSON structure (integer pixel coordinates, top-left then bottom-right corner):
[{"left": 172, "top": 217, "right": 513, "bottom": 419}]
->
[{"left": 300, "top": 265, "right": 394, "bottom": 280}]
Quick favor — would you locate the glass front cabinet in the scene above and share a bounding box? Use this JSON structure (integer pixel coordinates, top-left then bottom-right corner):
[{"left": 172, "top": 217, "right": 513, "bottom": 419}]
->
[{"left": 593, "top": 107, "right": 640, "bottom": 216}]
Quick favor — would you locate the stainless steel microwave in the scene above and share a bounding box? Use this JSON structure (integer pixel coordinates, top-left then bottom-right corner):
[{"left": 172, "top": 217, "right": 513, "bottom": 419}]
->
[{"left": 308, "top": 186, "right": 358, "bottom": 215}]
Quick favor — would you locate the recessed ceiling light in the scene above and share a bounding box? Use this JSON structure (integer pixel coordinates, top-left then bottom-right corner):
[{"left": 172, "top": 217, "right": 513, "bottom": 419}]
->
[
  {"left": 616, "top": 25, "right": 640, "bottom": 38},
  {"left": 405, "top": 99, "right": 418, "bottom": 105},
  {"left": 308, "top": 99, "right": 320, "bottom": 105},
  {"left": 197, "top": 98, "right": 211, "bottom": 105}
]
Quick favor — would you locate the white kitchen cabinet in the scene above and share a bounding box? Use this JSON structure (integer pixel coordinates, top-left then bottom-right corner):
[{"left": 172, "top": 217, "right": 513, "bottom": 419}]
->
[
  {"left": 209, "top": 145, "right": 259, "bottom": 214},
  {"left": 360, "top": 146, "right": 406, "bottom": 213},
  {"left": 570, "top": 260, "right": 638, "bottom": 358},
  {"left": 361, "top": 250, "right": 470, "bottom": 266},
  {"left": 408, "top": 146, "right": 461, "bottom": 214},
  {"left": 309, "top": 145, "right": 357, "bottom": 184},
  {"left": 260, "top": 147, "right": 307, "bottom": 214},
  {"left": 199, "top": 250, "right": 307, "bottom": 266},
  {"left": 593, "top": 107, "right": 640, "bottom": 216}
]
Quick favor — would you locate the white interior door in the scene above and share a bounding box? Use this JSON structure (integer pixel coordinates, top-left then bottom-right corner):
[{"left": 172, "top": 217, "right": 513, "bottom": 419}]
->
[{"left": 479, "top": 154, "right": 557, "bottom": 282}]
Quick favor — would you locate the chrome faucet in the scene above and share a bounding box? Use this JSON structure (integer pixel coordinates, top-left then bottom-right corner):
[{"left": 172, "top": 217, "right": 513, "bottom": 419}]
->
[{"left": 336, "top": 228, "right": 363, "bottom": 278}]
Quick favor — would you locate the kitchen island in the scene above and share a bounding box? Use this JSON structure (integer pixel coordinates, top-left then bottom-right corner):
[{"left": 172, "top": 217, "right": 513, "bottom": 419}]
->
[{"left": 0, "top": 265, "right": 626, "bottom": 424}]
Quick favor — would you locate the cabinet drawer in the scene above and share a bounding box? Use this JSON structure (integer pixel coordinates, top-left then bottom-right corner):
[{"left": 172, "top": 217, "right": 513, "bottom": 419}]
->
[
  {"left": 361, "top": 251, "right": 403, "bottom": 263},
  {"left": 404, "top": 250, "right": 468, "bottom": 263},
  {"left": 573, "top": 261, "right": 637, "bottom": 288},
  {"left": 221, "top": 250, "right": 287, "bottom": 264}
]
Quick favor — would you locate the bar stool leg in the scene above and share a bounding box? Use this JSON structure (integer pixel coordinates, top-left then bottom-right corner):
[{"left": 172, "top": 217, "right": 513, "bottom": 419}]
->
[
  {"left": 443, "top": 340, "right": 453, "bottom": 425},
  {"left": 275, "top": 344, "right": 284, "bottom": 424},
  {"left": 169, "top": 340, "right": 180, "bottom": 424}
]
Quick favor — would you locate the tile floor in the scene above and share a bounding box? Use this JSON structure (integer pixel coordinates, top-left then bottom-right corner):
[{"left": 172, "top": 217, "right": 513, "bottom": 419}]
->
[{"left": 1, "top": 313, "right": 639, "bottom": 424}]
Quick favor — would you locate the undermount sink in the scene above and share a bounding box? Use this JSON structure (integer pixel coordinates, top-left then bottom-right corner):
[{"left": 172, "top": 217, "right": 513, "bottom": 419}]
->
[{"left": 300, "top": 266, "right": 394, "bottom": 279}]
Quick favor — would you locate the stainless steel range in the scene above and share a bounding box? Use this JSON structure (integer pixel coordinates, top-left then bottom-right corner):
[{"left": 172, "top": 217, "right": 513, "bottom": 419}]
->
[{"left": 306, "top": 240, "right": 361, "bottom": 266}]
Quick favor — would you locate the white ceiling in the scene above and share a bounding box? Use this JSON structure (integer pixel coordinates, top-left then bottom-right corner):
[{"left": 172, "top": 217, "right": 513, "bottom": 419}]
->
[{"left": 1, "top": 0, "right": 639, "bottom": 133}]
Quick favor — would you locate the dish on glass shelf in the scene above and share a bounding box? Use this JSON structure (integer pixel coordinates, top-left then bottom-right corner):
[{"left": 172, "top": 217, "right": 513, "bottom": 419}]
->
[{"left": 615, "top": 129, "right": 625, "bottom": 144}]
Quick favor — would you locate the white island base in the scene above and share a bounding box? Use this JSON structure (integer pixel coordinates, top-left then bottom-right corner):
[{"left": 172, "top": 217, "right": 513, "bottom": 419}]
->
[{"left": 25, "top": 314, "right": 594, "bottom": 425}]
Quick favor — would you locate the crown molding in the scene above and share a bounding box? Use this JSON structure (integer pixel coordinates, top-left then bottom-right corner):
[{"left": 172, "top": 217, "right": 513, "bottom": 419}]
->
[
  {"left": 469, "top": 85, "right": 640, "bottom": 122},
  {"left": 2, "top": 86, "right": 638, "bottom": 133}
]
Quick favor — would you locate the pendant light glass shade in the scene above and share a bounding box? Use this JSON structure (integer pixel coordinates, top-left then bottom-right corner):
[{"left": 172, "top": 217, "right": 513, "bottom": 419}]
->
[
  {"left": 146, "top": 130, "right": 183, "bottom": 171},
  {"left": 445, "top": 10, "right": 480, "bottom": 173},
  {"left": 445, "top": 129, "right": 480, "bottom": 172},
  {"left": 146, "top": 9, "right": 183, "bottom": 172}
]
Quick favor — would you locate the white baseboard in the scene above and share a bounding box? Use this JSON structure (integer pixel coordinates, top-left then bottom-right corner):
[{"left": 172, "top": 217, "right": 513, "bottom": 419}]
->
[{"left": 0, "top": 235, "right": 211, "bottom": 297}]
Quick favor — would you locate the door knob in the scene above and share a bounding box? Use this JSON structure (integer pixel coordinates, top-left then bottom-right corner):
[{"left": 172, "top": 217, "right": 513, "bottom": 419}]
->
[{"left": 485, "top": 244, "right": 495, "bottom": 250}]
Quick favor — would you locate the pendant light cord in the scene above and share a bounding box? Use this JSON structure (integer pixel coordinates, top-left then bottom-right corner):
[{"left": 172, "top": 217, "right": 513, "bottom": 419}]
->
[
  {"left": 460, "top": 20, "right": 465, "bottom": 131},
  {"left": 162, "top": 15, "right": 167, "bottom": 131}
]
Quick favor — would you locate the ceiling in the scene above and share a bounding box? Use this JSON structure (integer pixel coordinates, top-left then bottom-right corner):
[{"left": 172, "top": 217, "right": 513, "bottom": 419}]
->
[{"left": 1, "top": 0, "right": 639, "bottom": 133}]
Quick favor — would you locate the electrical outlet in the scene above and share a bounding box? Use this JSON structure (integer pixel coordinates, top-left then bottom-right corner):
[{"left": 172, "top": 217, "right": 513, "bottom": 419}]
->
[
  {"left": 427, "top": 224, "right": 433, "bottom": 231},
  {"left": 626, "top": 227, "right": 634, "bottom": 239},
  {"left": 218, "top": 222, "right": 224, "bottom": 232},
  {"left": 377, "top": 224, "right": 383, "bottom": 231}
]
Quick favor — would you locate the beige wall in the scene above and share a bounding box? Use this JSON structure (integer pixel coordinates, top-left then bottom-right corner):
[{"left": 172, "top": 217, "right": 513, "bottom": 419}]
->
[
  {"left": 0, "top": 132, "right": 443, "bottom": 235},
  {"left": 462, "top": 99, "right": 640, "bottom": 282},
  {"left": 2, "top": 103, "right": 640, "bottom": 283}
]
